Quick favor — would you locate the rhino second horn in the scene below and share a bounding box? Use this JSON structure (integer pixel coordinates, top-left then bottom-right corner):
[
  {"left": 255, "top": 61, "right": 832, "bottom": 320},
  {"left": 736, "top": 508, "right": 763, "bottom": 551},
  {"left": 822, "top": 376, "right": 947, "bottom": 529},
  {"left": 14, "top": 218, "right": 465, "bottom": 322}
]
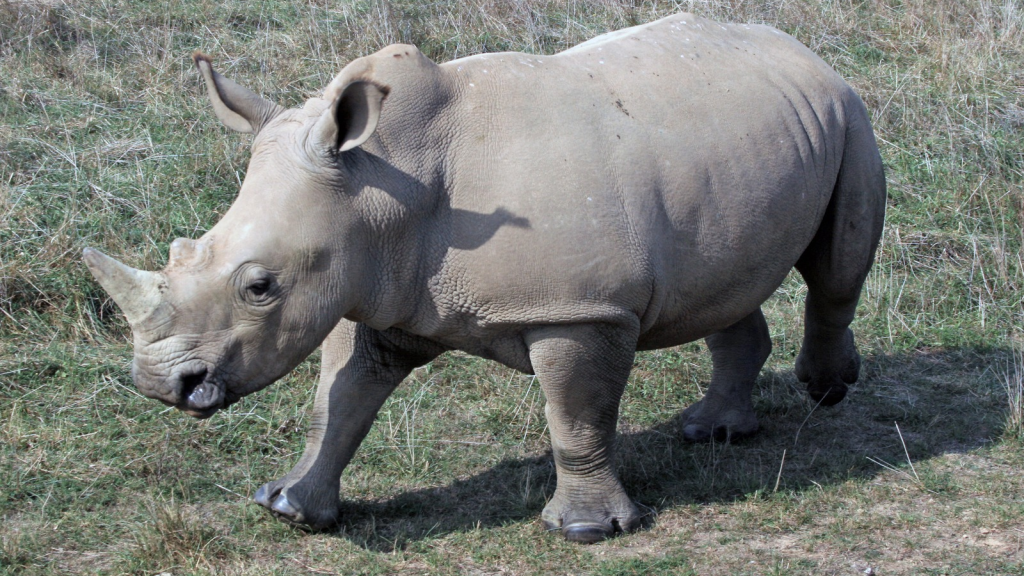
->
[{"left": 82, "top": 248, "right": 165, "bottom": 325}]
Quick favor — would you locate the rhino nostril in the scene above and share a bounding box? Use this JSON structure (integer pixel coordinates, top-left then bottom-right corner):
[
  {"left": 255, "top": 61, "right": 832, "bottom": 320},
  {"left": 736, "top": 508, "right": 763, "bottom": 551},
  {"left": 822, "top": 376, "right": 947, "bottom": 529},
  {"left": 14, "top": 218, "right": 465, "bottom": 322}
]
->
[
  {"left": 177, "top": 364, "right": 224, "bottom": 415},
  {"left": 180, "top": 367, "right": 208, "bottom": 401}
]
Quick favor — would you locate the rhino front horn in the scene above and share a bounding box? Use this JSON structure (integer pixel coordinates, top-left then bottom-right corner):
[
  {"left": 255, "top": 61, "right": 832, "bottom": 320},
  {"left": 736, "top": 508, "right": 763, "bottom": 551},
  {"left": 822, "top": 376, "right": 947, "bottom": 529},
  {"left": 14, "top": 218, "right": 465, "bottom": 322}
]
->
[{"left": 83, "top": 247, "right": 165, "bottom": 325}]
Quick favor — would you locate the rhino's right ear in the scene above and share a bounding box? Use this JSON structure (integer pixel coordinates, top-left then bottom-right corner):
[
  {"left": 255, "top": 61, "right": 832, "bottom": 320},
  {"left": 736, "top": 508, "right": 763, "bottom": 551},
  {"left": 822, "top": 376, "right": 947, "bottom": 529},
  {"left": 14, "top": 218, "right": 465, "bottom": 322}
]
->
[
  {"left": 316, "top": 81, "right": 388, "bottom": 153},
  {"left": 193, "top": 52, "right": 283, "bottom": 134}
]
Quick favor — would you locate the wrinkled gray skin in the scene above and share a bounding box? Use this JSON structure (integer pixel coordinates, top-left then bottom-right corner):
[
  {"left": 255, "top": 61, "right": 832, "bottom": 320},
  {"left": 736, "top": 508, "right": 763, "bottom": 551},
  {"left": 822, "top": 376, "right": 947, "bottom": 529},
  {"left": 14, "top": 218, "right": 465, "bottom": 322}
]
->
[{"left": 84, "top": 14, "right": 885, "bottom": 543}]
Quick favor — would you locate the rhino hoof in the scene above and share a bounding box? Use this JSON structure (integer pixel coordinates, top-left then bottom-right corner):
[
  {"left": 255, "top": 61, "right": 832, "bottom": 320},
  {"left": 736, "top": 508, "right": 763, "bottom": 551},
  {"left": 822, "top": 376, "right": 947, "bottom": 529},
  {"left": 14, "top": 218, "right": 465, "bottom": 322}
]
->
[
  {"left": 271, "top": 492, "right": 301, "bottom": 519},
  {"left": 253, "top": 483, "right": 274, "bottom": 508},
  {"left": 543, "top": 518, "right": 616, "bottom": 544},
  {"left": 682, "top": 422, "right": 759, "bottom": 443},
  {"left": 807, "top": 380, "right": 848, "bottom": 406},
  {"left": 682, "top": 423, "right": 727, "bottom": 443},
  {"left": 254, "top": 481, "right": 341, "bottom": 530},
  {"left": 562, "top": 522, "right": 615, "bottom": 544},
  {"left": 254, "top": 484, "right": 306, "bottom": 525}
]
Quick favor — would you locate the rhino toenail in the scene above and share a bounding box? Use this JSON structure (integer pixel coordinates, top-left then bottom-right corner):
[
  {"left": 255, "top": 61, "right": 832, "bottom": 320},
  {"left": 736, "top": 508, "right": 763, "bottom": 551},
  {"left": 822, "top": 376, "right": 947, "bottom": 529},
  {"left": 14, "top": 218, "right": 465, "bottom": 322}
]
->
[
  {"left": 272, "top": 493, "right": 300, "bottom": 519},
  {"left": 254, "top": 484, "right": 271, "bottom": 507},
  {"left": 562, "top": 522, "right": 613, "bottom": 544},
  {"left": 808, "top": 382, "right": 847, "bottom": 406},
  {"left": 682, "top": 424, "right": 711, "bottom": 443}
]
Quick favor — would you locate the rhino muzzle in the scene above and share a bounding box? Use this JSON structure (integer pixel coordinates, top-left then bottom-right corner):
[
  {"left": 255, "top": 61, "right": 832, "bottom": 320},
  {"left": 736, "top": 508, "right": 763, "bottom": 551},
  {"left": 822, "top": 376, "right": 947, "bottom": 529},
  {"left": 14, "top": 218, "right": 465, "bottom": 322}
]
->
[
  {"left": 171, "top": 361, "right": 225, "bottom": 418},
  {"left": 85, "top": 247, "right": 243, "bottom": 419},
  {"left": 131, "top": 355, "right": 237, "bottom": 419}
]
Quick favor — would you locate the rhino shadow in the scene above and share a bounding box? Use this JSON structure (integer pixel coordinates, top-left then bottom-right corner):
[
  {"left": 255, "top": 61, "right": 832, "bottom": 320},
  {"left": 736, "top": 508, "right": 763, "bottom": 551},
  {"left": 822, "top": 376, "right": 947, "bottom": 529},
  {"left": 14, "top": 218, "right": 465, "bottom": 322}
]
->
[
  {"left": 324, "top": 347, "right": 1014, "bottom": 551},
  {"left": 350, "top": 150, "right": 531, "bottom": 253}
]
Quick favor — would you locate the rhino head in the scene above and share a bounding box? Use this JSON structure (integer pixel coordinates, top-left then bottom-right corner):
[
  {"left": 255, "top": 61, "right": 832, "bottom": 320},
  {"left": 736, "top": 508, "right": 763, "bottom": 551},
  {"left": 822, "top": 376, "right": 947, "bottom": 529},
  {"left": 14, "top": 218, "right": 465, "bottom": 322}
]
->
[{"left": 84, "top": 53, "right": 392, "bottom": 418}]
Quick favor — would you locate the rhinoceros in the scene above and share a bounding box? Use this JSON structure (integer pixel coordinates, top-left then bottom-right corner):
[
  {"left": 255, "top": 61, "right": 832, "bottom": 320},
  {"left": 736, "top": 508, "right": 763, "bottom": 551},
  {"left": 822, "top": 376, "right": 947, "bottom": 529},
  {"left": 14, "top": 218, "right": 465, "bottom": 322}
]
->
[{"left": 83, "top": 13, "right": 885, "bottom": 543}]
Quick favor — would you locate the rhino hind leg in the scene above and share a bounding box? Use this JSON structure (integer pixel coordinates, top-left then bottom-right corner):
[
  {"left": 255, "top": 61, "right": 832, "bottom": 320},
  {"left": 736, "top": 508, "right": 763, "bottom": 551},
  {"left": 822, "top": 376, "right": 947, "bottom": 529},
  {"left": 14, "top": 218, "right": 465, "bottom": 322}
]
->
[
  {"left": 682, "top": 308, "right": 771, "bottom": 443},
  {"left": 794, "top": 115, "right": 886, "bottom": 406},
  {"left": 527, "top": 323, "right": 643, "bottom": 543},
  {"left": 255, "top": 321, "right": 444, "bottom": 530},
  {"left": 792, "top": 295, "right": 861, "bottom": 406}
]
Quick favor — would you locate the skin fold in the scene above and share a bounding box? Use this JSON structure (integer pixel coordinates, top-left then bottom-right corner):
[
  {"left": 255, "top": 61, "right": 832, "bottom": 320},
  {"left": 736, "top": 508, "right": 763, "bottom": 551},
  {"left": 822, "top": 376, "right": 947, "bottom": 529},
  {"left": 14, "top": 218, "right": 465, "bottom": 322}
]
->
[{"left": 84, "top": 13, "right": 886, "bottom": 543}]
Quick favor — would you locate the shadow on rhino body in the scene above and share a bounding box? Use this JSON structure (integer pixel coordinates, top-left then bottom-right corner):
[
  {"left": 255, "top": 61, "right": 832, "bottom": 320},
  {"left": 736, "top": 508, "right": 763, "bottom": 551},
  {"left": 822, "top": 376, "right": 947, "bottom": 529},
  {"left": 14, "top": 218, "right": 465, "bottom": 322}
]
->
[
  {"left": 350, "top": 151, "right": 531, "bottom": 250},
  {"left": 319, "top": 347, "right": 1010, "bottom": 552}
]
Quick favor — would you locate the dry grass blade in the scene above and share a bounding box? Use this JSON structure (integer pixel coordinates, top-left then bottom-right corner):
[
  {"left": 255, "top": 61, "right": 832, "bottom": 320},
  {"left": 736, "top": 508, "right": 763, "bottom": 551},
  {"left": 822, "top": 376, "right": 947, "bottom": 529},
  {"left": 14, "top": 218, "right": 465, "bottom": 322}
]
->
[
  {"left": 1004, "top": 349, "right": 1024, "bottom": 441},
  {"left": 895, "top": 421, "right": 920, "bottom": 483}
]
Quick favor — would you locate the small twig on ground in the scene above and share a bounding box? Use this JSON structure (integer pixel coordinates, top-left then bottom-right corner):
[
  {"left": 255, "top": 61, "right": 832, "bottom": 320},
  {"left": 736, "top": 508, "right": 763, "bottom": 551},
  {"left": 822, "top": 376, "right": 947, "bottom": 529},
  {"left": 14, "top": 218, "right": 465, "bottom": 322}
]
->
[
  {"left": 773, "top": 449, "right": 787, "bottom": 493},
  {"left": 865, "top": 456, "right": 911, "bottom": 479},
  {"left": 215, "top": 484, "right": 245, "bottom": 499},
  {"left": 895, "top": 421, "right": 920, "bottom": 483},
  {"left": 865, "top": 454, "right": 937, "bottom": 494},
  {"left": 793, "top": 392, "right": 828, "bottom": 445}
]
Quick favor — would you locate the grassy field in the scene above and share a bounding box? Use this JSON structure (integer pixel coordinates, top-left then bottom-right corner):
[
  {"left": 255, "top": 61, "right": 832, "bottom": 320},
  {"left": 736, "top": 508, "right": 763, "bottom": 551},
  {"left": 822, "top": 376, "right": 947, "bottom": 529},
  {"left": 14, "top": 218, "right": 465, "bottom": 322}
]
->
[{"left": 2, "top": 0, "right": 1023, "bottom": 574}]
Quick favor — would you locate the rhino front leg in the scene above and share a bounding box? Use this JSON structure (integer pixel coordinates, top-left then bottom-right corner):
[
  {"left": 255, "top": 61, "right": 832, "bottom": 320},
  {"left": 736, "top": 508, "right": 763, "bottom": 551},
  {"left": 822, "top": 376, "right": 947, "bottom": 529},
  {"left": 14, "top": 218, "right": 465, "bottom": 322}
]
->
[
  {"left": 526, "top": 322, "right": 641, "bottom": 543},
  {"left": 682, "top": 308, "right": 771, "bottom": 442},
  {"left": 254, "top": 320, "right": 444, "bottom": 529}
]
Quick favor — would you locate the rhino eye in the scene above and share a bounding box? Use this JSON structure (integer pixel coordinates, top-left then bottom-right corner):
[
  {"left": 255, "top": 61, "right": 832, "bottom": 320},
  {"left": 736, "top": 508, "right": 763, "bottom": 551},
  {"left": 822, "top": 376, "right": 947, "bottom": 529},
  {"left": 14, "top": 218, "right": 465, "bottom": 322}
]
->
[
  {"left": 248, "top": 279, "right": 271, "bottom": 296},
  {"left": 243, "top": 273, "right": 277, "bottom": 304}
]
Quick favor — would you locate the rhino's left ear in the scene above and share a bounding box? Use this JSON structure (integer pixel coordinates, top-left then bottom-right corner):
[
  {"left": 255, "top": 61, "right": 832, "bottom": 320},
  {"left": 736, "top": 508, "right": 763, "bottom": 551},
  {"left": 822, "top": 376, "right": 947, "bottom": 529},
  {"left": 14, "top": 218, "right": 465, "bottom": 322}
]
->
[
  {"left": 193, "top": 52, "right": 283, "bottom": 134},
  {"left": 320, "top": 81, "right": 389, "bottom": 152}
]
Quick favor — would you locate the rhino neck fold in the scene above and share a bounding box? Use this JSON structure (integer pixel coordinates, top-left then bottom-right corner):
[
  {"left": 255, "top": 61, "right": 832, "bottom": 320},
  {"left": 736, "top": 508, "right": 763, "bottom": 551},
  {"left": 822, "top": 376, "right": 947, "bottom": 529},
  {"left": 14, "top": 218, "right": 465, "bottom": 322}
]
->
[
  {"left": 330, "top": 64, "right": 459, "bottom": 333},
  {"left": 329, "top": 155, "right": 445, "bottom": 333}
]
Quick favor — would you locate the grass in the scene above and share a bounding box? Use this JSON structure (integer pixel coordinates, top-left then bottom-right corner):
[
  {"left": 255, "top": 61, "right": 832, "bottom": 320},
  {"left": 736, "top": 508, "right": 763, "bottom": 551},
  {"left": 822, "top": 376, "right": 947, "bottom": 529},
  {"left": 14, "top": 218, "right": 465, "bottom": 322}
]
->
[
  {"left": 2, "top": 0, "right": 1023, "bottom": 574},
  {"left": 1004, "top": 350, "right": 1024, "bottom": 442}
]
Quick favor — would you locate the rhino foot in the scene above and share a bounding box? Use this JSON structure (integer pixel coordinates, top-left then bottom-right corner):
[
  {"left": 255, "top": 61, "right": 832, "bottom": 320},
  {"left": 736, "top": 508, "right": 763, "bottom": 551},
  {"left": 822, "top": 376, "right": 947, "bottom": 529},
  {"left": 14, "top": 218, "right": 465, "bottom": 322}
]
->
[
  {"left": 541, "top": 489, "right": 641, "bottom": 543},
  {"left": 680, "top": 397, "right": 759, "bottom": 443},
  {"left": 795, "top": 329, "right": 860, "bottom": 407},
  {"left": 803, "top": 375, "right": 849, "bottom": 406},
  {"left": 254, "top": 480, "right": 340, "bottom": 530}
]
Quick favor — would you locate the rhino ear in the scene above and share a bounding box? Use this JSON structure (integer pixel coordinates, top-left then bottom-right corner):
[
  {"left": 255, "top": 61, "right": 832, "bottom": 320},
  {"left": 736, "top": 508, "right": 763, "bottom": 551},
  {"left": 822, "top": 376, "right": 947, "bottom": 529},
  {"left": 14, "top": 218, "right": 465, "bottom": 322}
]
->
[
  {"left": 193, "top": 52, "right": 283, "bottom": 134},
  {"left": 325, "top": 81, "right": 388, "bottom": 152}
]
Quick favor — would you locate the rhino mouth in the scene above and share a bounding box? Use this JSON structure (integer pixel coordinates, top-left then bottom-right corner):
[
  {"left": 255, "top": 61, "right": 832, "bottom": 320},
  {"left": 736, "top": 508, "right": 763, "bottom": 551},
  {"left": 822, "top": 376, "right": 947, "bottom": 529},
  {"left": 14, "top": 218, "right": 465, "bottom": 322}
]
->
[{"left": 177, "top": 365, "right": 236, "bottom": 419}]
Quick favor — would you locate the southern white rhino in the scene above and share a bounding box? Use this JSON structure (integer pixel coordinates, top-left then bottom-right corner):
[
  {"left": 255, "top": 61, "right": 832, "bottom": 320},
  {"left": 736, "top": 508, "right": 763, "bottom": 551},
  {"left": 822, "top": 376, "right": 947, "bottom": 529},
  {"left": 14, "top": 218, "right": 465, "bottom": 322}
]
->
[{"left": 84, "top": 13, "right": 885, "bottom": 543}]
